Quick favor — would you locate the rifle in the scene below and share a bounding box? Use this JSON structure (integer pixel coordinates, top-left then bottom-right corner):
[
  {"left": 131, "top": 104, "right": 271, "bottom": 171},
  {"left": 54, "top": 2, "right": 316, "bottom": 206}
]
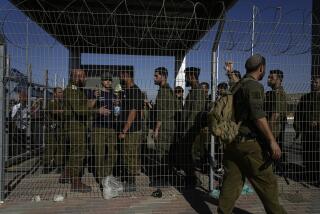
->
[{"left": 259, "top": 154, "right": 290, "bottom": 185}]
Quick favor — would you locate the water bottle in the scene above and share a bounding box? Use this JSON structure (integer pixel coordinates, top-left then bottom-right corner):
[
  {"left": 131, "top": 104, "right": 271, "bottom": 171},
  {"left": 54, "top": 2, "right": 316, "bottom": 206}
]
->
[{"left": 114, "top": 105, "right": 120, "bottom": 117}]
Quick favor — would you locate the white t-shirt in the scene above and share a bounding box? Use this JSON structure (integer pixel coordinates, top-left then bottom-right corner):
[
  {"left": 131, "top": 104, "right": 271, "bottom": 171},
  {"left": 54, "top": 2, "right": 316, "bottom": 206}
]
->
[{"left": 11, "top": 103, "right": 28, "bottom": 130}]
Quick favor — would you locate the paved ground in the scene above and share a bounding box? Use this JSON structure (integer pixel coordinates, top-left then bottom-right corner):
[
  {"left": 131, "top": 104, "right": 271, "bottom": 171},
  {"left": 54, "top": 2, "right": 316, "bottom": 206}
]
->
[
  {"left": 0, "top": 187, "right": 319, "bottom": 214},
  {"left": 1, "top": 170, "right": 320, "bottom": 214}
]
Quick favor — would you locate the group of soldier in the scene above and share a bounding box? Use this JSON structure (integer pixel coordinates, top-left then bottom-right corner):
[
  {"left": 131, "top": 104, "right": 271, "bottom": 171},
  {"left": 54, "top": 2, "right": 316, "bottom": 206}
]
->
[{"left": 38, "top": 53, "right": 320, "bottom": 213}]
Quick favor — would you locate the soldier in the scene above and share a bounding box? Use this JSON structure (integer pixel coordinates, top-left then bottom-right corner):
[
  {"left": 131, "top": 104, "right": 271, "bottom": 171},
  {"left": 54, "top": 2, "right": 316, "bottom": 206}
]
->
[
  {"left": 119, "top": 69, "right": 144, "bottom": 192},
  {"left": 174, "top": 86, "right": 184, "bottom": 112},
  {"left": 224, "top": 61, "right": 242, "bottom": 91},
  {"left": 200, "top": 82, "right": 211, "bottom": 111},
  {"left": 152, "top": 67, "right": 176, "bottom": 186},
  {"left": 217, "top": 82, "right": 228, "bottom": 99},
  {"left": 294, "top": 71, "right": 320, "bottom": 186},
  {"left": 61, "top": 69, "right": 109, "bottom": 193},
  {"left": 265, "top": 70, "right": 287, "bottom": 162},
  {"left": 218, "top": 54, "right": 286, "bottom": 214},
  {"left": 87, "top": 73, "right": 118, "bottom": 187},
  {"left": 181, "top": 67, "right": 206, "bottom": 187},
  {"left": 42, "top": 87, "right": 65, "bottom": 174}
]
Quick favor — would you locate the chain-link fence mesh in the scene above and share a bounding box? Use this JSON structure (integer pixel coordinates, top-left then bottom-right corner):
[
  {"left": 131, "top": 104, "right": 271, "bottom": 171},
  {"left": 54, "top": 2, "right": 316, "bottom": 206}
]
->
[{"left": 0, "top": 1, "right": 319, "bottom": 211}]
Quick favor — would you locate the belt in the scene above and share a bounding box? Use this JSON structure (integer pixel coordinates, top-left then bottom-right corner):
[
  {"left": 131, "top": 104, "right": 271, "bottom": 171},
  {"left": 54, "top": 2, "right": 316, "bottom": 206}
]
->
[{"left": 235, "top": 134, "right": 256, "bottom": 143}]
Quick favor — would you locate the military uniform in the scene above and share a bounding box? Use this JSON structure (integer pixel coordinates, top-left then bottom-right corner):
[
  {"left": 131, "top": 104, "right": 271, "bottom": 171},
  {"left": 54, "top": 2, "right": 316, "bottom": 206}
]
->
[
  {"left": 181, "top": 84, "right": 206, "bottom": 184},
  {"left": 218, "top": 74, "right": 286, "bottom": 214},
  {"left": 43, "top": 99, "right": 65, "bottom": 167},
  {"left": 154, "top": 83, "right": 176, "bottom": 160},
  {"left": 64, "top": 83, "right": 92, "bottom": 179},
  {"left": 120, "top": 84, "right": 144, "bottom": 176},
  {"left": 88, "top": 89, "right": 118, "bottom": 184},
  {"left": 265, "top": 86, "right": 287, "bottom": 160},
  {"left": 294, "top": 92, "right": 320, "bottom": 184}
]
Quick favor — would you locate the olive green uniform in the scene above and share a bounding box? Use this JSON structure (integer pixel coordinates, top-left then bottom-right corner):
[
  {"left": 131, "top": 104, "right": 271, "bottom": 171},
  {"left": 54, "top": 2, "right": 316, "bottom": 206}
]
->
[
  {"left": 294, "top": 92, "right": 320, "bottom": 183},
  {"left": 265, "top": 86, "right": 287, "bottom": 139},
  {"left": 265, "top": 86, "right": 287, "bottom": 162},
  {"left": 181, "top": 84, "right": 206, "bottom": 181},
  {"left": 154, "top": 83, "right": 176, "bottom": 158},
  {"left": 120, "top": 84, "right": 144, "bottom": 176},
  {"left": 89, "top": 89, "right": 118, "bottom": 183},
  {"left": 92, "top": 127, "right": 117, "bottom": 182},
  {"left": 43, "top": 99, "right": 65, "bottom": 166},
  {"left": 218, "top": 75, "right": 286, "bottom": 214},
  {"left": 64, "top": 84, "right": 92, "bottom": 178}
]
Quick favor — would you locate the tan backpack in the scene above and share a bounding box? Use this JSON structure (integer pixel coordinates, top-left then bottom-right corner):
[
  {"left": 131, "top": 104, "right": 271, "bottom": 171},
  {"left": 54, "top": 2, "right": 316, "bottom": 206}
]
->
[{"left": 208, "top": 78, "right": 250, "bottom": 144}]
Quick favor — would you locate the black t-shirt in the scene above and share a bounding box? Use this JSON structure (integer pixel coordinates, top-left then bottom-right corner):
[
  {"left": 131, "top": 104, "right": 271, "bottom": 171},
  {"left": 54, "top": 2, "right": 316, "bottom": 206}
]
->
[
  {"left": 121, "top": 84, "right": 144, "bottom": 132},
  {"left": 87, "top": 89, "right": 117, "bottom": 129}
]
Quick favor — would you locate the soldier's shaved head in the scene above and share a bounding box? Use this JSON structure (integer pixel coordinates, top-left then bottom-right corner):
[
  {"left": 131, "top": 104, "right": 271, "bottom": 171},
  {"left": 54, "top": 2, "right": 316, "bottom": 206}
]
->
[{"left": 71, "top": 69, "right": 86, "bottom": 87}]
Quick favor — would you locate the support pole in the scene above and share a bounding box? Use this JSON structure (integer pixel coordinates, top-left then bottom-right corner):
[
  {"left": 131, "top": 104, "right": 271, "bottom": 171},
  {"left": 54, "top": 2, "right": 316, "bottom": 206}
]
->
[
  {"left": 210, "top": 16, "right": 225, "bottom": 192},
  {"left": 0, "top": 33, "right": 7, "bottom": 202},
  {"left": 42, "top": 70, "right": 48, "bottom": 147},
  {"left": 5, "top": 56, "right": 10, "bottom": 162},
  {"left": 27, "top": 64, "right": 32, "bottom": 151},
  {"left": 174, "top": 53, "right": 186, "bottom": 91},
  {"left": 251, "top": 5, "right": 256, "bottom": 56}
]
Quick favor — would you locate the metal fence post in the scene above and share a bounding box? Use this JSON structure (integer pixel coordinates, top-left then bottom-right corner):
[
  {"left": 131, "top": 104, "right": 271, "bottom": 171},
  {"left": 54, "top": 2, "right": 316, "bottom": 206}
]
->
[
  {"left": 210, "top": 17, "right": 225, "bottom": 192},
  {"left": 5, "top": 56, "right": 10, "bottom": 162},
  {"left": 27, "top": 64, "right": 32, "bottom": 151},
  {"left": 42, "top": 70, "right": 48, "bottom": 147},
  {"left": 0, "top": 33, "right": 7, "bottom": 202}
]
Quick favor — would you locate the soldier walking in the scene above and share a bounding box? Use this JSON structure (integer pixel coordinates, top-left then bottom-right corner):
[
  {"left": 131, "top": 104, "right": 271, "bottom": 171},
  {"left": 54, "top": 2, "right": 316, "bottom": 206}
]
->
[{"left": 217, "top": 54, "right": 286, "bottom": 214}]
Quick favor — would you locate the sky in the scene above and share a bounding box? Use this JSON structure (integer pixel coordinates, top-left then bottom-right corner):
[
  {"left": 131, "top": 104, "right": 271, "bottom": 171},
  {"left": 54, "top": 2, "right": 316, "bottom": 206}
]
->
[{"left": 0, "top": 0, "right": 314, "bottom": 100}]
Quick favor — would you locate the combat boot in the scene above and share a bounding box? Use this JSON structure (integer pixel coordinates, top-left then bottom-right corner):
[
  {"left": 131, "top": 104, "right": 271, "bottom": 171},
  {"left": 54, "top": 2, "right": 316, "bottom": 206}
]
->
[{"left": 71, "top": 178, "right": 92, "bottom": 193}]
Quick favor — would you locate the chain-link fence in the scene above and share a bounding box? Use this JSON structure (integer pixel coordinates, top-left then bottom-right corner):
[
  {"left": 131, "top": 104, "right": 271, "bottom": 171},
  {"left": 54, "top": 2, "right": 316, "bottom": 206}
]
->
[{"left": 0, "top": 1, "right": 319, "bottom": 210}]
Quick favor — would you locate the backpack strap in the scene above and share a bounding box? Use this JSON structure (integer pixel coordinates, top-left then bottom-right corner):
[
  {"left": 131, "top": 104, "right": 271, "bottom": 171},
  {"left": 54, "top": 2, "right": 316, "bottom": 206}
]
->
[{"left": 231, "top": 77, "right": 252, "bottom": 95}]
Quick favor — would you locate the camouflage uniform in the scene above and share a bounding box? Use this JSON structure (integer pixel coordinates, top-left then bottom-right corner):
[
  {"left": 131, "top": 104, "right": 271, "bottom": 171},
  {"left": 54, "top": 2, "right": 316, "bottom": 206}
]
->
[
  {"left": 265, "top": 86, "right": 287, "bottom": 160},
  {"left": 64, "top": 83, "right": 92, "bottom": 178},
  {"left": 218, "top": 74, "right": 286, "bottom": 214},
  {"left": 294, "top": 92, "right": 320, "bottom": 184},
  {"left": 43, "top": 99, "right": 65, "bottom": 167}
]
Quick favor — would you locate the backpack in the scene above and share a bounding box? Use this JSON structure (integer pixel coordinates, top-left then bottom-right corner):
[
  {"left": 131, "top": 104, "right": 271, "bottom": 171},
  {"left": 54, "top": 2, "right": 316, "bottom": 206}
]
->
[{"left": 207, "top": 78, "right": 250, "bottom": 144}]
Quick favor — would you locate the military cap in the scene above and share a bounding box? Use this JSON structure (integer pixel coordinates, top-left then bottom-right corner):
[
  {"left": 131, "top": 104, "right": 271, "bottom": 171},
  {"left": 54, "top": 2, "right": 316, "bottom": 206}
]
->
[
  {"left": 155, "top": 67, "right": 168, "bottom": 77},
  {"left": 185, "top": 67, "right": 200, "bottom": 78},
  {"left": 270, "top": 69, "right": 284, "bottom": 80},
  {"left": 101, "top": 72, "right": 113, "bottom": 81},
  {"left": 245, "top": 54, "right": 266, "bottom": 72}
]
